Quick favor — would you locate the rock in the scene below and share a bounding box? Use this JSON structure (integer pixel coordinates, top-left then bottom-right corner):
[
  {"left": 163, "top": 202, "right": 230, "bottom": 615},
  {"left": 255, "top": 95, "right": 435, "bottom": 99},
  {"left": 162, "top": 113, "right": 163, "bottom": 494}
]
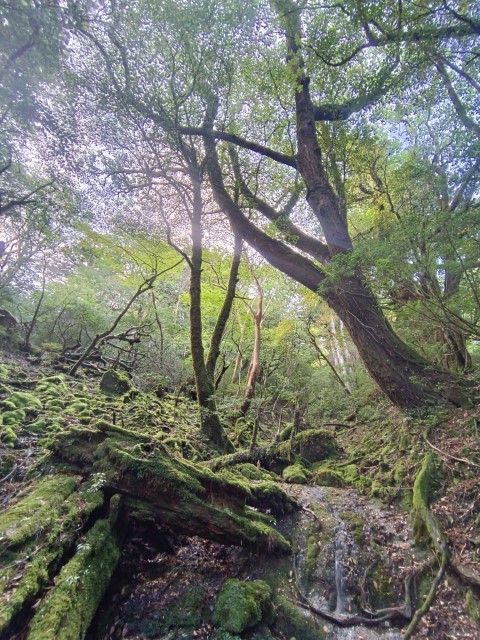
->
[
  {"left": 282, "top": 464, "right": 309, "bottom": 484},
  {"left": 214, "top": 579, "right": 274, "bottom": 634},
  {"left": 313, "top": 469, "right": 345, "bottom": 487},
  {"left": 100, "top": 369, "right": 131, "bottom": 395},
  {"left": 294, "top": 429, "right": 339, "bottom": 463}
]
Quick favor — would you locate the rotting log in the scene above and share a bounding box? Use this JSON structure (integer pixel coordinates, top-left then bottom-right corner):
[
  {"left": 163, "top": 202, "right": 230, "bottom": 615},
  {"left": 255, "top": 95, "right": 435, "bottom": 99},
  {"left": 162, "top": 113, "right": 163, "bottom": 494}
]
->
[
  {"left": 46, "top": 420, "right": 293, "bottom": 551},
  {"left": 0, "top": 475, "right": 105, "bottom": 638},
  {"left": 0, "top": 421, "right": 295, "bottom": 640}
]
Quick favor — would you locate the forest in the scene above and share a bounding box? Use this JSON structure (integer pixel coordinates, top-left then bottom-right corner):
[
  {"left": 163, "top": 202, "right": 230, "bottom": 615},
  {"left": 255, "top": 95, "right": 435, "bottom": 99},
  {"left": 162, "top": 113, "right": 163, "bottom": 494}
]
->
[{"left": 0, "top": 1, "right": 479, "bottom": 639}]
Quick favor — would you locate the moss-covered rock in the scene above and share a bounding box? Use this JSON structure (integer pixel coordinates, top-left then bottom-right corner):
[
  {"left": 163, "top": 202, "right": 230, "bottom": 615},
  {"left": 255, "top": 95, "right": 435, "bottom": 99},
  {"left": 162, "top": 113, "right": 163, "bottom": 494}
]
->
[
  {"left": 294, "top": 429, "right": 339, "bottom": 463},
  {"left": 0, "top": 425, "right": 18, "bottom": 447},
  {"left": 313, "top": 469, "right": 345, "bottom": 487},
  {"left": 0, "top": 476, "right": 105, "bottom": 636},
  {"left": 6, "top": 392, "right": 42, "bottom": 413},
  {"left": 100, "top": 369, "right": 131, "bottom": 396},
  {"left": 214, "top": 579, "right": 274, "bottom": 634},
  {"left": 1, "top": 408, "right": 26, "bottom": 426},
  {"left": 282, "top": 464, "right": 309, "bottom": 484}
]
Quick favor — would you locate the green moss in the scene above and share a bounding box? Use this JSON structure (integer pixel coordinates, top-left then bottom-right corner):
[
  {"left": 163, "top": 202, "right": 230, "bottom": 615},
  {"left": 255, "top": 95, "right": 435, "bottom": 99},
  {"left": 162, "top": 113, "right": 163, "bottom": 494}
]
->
[
  {"left": 1, "top": 409, "right": 26, "bottom": 426},
  {"left": 363, "top": 561, "right": 395, "bottom": 609},
  {"left": 294, "top": 429, "right": 339, "bottom": 462},
  {"left": 282, "top": 464, "right": 309, "bottom": 484},
  {"left": 249, "top": 481, "right": 297, "bottom": 516},
  {"left": 466, "top": 588, "right": 480, "bottom": 624},
  {"left": 0, "top": 476, "right": 78, "bottom": 549},
  {"left": 7, "top": 392, "right": 42, "bottom": 413},
  {"left": 28, "top": 419, "right": 47, "bottom": 434},
  {"left": 0, "top": 364, "right": 10, "bottom": 380},
  {"left": 369, "top": 480, "right": 388, "bottom": 500},
  {"left": 341, "top": 464, "right": 359, "bottom": 484},
  {"left": 45, "top": 398, "right": 65, "bottom": 410},
  {"left": 214, "top": 579, "right": 274, "bottom": 634},
  {"left": 211, "top": 631, "right": 241, "bottom": 640},
  {"left": 412, "top": 452, "right": 441, "bottom": 542},
  {"left": 234, "top": 463, "right": 276, "bottom": 481},
  {"left": 339, "top": 511, "right": 365, "bottom": 544},
  {"left": 0, "top": 425, "right": 18, "bottom": 448},
  {"left": 0, "top": 477, "right": 105, "bottom": 635},
  {"left": 27, "top": 505, "right": 121, "bottom": 640},
  {"left": 100, "top": 369, "right": 131, "bottom": 396},
  {"left": 1, "top": 400, "right": 16, "bottom": 411},
  {"left": 35, "top": 375, "right": 68, "bottom": 397},
  {"left": 314, "top": 469, "right": 345, "bottom": 487},
  {"left": 274, "top": 596, "right": 325, "bottom": 640},
  {"left": 304, "top": 532, "right": 320, "bottom": 579}
]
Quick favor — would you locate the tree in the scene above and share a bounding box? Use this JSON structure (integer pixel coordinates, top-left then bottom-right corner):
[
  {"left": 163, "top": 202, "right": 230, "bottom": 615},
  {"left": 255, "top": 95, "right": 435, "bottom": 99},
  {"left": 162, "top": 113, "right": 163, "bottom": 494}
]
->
[{"left": 27, "top": 0, "right": 480, "bottom": 407}]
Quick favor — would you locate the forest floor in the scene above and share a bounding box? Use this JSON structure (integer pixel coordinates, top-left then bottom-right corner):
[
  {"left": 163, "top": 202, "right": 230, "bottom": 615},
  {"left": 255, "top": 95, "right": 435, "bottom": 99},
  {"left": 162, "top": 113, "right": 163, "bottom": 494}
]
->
[{"left": 0, "top": 348, "right": 479, "bottom": 640}]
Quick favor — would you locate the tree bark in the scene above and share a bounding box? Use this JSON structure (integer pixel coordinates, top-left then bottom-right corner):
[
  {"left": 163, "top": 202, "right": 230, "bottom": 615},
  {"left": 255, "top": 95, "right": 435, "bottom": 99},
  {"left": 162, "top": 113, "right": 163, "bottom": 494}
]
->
[
  {"left": 203, "top": 109, "right": 473, "bottom": 410},
  {"left": 189, "top": 170, "right": 234, "bottom": 452}
]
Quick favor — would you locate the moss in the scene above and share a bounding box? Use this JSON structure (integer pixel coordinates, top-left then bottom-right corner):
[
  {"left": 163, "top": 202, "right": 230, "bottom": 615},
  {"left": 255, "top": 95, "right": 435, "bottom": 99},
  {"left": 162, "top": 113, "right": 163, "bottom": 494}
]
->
[
  {"left": 28, "top": 418, "right": 47, "bottom": 434},
  {"left": 282, "top": 464, "right": 309, "bottom": 484},
  {"left": 304, "top": 532, "right": 320, "bottom": 579},
  {"left": 67, "top": 401, "right": 89, "bottom": 414},
  {"left": 363, "top": 561, "right": 395, "bottom": 609},
  {"left": 147, "top": 584, "right": 210, "bottom": 634},
  {"left": 314, "top": 469, "right": 345, "bottom": 487},
  {"left": 1, "top": 409, "right": 26, "bottom": 426},
  {"left": 466, "top": 588, "right": 480, "bottom": 624},
  {"left": 0, "top": 477, "right": 105, "bottom": 635},
  {"left": 214, "top": 579, "right": 274, "bottom": 634},
  {"left": 274, "top": 596, "right": 325, "bottom": 640},
  {"left": 339, "top": 511, "right": 365, "bottom": 544},
  {"left": 234, "top": 463, "right": 276, "bottom": 481},
  {"left": 1, "top": 399, "right": 16, "bottom": 411},
  {"left": 249, "top": 481, "right": 297, "bottom": 516},
  {"left": 0, "top": 476, "right": 78, "bottom": 549},
  {"left": 369, "top": 480, "right": 388, "bottom": 500},
  {"left": 0, "top": 451, "right": 15, "bottom": 474},
  {"left": 294, "top": 428, "right": 339, "bottom": 462},
  {"left": 27, "top": 502, "right": 121, "bottom": 640},
  {"left": 45, "top": 398, "right": 65, "bottom": 410},
  {"left": 341, "top": 464, "right": 359, "bottom": 484},
  {"left": 7, "top": 392, "right": 42, "bottom": 413},
  {"left": 35, "top": 378, "right": 69, "bottom": 398},
  {"left": 412, "top": 452, "right": 441, "bottom": 543},
  {"left": 0, "top": 364, "right": 10, "bottom": 380},
  {"left": 0, "top": 425, "right": 18, "bottom": 448},
  {"left": 211, "top": 631, "right": 241, "bottom": 640},
  {"left": 100, "top": 369, "right": 131, "bottom": 396}
]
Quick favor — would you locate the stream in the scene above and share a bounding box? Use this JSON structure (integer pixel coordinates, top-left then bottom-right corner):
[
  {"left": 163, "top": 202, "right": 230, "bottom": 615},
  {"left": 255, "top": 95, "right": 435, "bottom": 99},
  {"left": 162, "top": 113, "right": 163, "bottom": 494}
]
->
[{"left": 91, "top": 484, "right": 419, "bottom": 640}]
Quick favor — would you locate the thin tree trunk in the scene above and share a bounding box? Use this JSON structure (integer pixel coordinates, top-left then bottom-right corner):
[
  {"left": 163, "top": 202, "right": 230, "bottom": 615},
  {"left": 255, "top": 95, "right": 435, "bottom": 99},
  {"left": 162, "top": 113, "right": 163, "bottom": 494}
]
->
[
  {"left": 189, "top": 171, "right": 234, "bottom": 452},
  {"left": 205, "top": 231, "right": 242, "bottom": 380},
  {"left": 23, "top": 256, "right": 47, "bottom": 352},
  {"left": 239, "top": 276, "right": 263, "bottom": 417}
]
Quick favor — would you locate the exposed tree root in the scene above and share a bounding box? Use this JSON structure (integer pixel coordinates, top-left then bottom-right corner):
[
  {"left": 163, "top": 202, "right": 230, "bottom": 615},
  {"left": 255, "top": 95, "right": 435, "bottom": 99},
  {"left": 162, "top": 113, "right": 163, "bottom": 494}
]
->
[
  {"left": 403, "top": 452, "right": 451, "bottom": 640},
  {"left": 292, "top": 554, "right": 412, "bottom": 628}
]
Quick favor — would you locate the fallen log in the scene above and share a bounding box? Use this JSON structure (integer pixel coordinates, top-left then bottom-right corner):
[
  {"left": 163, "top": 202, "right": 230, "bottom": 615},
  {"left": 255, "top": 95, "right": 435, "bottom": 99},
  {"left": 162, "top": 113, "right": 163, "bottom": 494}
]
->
[{"left": 0, "top": 420, "right": 294, "bottom": 639}]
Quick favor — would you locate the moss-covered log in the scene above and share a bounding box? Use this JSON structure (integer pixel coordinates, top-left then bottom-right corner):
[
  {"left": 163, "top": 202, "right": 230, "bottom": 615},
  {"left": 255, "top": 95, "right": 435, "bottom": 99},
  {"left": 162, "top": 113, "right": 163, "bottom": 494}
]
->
[
  {"left": 0, "top": 475, "right": 105, "bottom": 637},
  {"left": 27, "top": 495, "right": 121, "bottom": 640},
  {"left": 46, "top": 420, "right": 292, "bottom": 551}
]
